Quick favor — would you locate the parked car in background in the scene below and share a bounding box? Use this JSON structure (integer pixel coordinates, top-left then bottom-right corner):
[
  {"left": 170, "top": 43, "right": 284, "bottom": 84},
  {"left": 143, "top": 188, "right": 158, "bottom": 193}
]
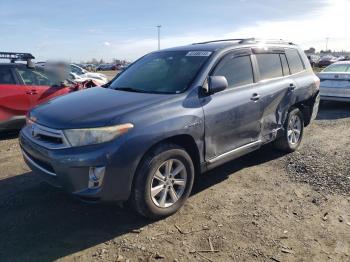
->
[
  {"left": 306, "top": 55, "right": 320, "bottom": 67},
  {"left": 318, "top": 61, "right": 350, "bottom": 102},
  {"left": 318, "top": 55, "right": 339, "bottom": 67},
  {"left": 81, "top": 64, "right": 97, "bottom": 72},
  {"left": 0, "top": 52, "right": 74, "bottom": 131},
  {"left": 36, "top": 62, "right": 107, "bottom": 82},
  {"left": 96, "top": 63, "right": 117, "bottom": 71},
  {"left": 69, "top": 72, "right": 108, "bottom": 86},
  {"left": 20, "top": 39, "right": 320, "bottom": 219},
  {"left": 70, "top": 64, "right": 108, "bottom": 82},
  {"left": 339, "top": 56, "right": 350, "bottom": 61}
]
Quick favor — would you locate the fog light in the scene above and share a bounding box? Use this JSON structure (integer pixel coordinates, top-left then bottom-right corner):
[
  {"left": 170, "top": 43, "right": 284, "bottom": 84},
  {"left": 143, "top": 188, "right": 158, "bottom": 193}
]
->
[{"left": 88, "top": 166, "right": 106, "bottom": 189}]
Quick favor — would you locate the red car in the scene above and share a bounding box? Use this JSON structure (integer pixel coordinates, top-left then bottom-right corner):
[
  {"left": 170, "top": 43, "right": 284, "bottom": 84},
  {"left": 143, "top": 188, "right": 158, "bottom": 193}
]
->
[{"left": 0, "top": 54, "right": 73, "bottom": 131}]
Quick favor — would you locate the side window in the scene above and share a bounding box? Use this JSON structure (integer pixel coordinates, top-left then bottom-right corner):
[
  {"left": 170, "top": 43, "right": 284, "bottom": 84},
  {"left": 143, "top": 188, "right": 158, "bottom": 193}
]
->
[
  {"left": 0, "top": 68, "right": 16, "bottom": 84},
  {"left": 213, "top": 55, "right": 254, "bottom": 88},
  {"left": 280, "top": 54, "right": 290, "bottom": 76},
  {"left": 255, "top": 53, "right": 283, "bottom": 80},
  {"left": 17, "top": 68, "right": 55, "bottom": 86},
  {"left": 285, "top": 49, "right": 305, "bottom": 74}
]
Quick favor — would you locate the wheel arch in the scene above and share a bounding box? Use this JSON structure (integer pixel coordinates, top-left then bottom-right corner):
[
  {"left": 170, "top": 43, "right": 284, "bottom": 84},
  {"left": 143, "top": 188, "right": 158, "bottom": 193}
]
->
[
  {"left": 291, "top": 91, "right": 319, "bottom": 127},
  {"left": 128, "top": 134, "right": 202, "bottom": 198},
  {"left": 138, "top": 134, "right": 201, "bottom": 175}
]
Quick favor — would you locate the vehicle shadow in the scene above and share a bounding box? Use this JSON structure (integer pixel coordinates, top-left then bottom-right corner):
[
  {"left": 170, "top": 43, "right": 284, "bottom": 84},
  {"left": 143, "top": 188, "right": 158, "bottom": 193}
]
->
[
  {"left": 0, "top": 145, "right": 285, "bottom": 262},
  {"left": 0, "top": 130, "right": 19, "bottom": 141},
  {"left": 317, "top": 101, "right": 350, "bottom": 120},
  {"left": 192, "top": 145, "right": 285, "bottom": 194}
]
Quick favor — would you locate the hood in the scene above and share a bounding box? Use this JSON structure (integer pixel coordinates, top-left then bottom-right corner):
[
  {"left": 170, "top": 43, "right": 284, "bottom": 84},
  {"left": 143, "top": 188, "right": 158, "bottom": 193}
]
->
[
  {"left": 85, "top": 72, "right": 107, "bottom": 79},
  {"left": 30, "top": 88, "right": 171, "bottom": 129}
]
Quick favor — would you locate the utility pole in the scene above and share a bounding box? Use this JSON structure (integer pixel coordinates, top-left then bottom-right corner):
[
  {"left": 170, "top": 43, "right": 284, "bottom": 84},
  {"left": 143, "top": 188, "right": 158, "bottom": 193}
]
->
[
  {"left": 325, "top": 37, "right": 329, "bottom": 51},
  {"left": 157, "top": 25, "right": 161, "bottom": 50}
]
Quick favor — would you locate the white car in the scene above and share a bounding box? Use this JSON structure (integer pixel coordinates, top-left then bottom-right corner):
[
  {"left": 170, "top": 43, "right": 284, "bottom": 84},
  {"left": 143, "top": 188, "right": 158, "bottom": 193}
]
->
[
  {"left": 319, "top": 61, "right": 350, "bottom": 102},
  {"left": 70, "top": 64, "right": 108, "bottom": 83},
  {"left": 69, "top": 73, "right": 108, "bottom": 86}
]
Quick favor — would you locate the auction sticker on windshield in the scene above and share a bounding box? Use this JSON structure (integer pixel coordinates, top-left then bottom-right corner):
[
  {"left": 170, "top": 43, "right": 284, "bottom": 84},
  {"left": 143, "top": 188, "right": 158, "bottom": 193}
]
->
[{"left": 186, "top": 51, "right": 212, "bottom": 56}]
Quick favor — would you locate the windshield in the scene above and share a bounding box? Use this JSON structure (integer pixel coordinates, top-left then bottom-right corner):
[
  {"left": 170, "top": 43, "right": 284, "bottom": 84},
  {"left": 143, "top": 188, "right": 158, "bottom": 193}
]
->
[
  {"left": 109, "top": 51, "right": 211, "bottom": 94},
  {"left": 71, "top": 65, "right": 84, "bottom": 75},
  {"left": 323, "top": 64, "right": 350, "bottom": 73}
]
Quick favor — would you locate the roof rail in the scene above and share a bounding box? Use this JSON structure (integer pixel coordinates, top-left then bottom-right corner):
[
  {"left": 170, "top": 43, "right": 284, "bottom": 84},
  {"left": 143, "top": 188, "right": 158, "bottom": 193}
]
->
[
  {"left": 0, "top": 52, "right": 35, "bottom": 63},
  {"left": 192, "top": 39, "right": 250, "bottom": 45},
  {"left": 192, "top": 38, "right": 294, "bottom": 45}
]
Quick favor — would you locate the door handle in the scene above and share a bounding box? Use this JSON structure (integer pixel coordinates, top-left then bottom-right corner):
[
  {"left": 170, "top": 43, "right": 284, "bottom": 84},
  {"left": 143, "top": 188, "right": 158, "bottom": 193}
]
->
[
  {"left": 250, "top": 93, "right": 260, "bottom": 101},
  {"left": 289, "top": 83, "right": 296, "bottom": 91}
]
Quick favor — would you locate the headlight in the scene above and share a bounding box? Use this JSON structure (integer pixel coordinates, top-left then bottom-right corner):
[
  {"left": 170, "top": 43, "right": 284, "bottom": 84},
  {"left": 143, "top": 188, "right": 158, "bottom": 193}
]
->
[{"left": 63, "top": 123, "right": 134, "bottom": 147}]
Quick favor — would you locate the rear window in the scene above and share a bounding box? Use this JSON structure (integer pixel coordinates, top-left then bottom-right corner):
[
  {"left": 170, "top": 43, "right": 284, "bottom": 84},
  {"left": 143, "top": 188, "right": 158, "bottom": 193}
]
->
[
  {"left": 255, "top": 54, "right": 283, "bottom": 80},
  {"left": 0, "top": 68, "right": 16, "bottom": 84},
  {"left": 285, "top": 49, "right": 305, "bottom": 74},
  {"left": 322, "top": 64, "right": 350, "bottom": 73}
]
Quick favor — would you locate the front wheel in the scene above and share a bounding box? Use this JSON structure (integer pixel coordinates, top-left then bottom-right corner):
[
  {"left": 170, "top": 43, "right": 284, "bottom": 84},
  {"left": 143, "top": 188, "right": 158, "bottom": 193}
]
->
[
  {"left": 130, "top": 143, "right": 195, "bottom": 219},
  {"left": 273, "top": 108, "right": 304, "bottom": 152}
]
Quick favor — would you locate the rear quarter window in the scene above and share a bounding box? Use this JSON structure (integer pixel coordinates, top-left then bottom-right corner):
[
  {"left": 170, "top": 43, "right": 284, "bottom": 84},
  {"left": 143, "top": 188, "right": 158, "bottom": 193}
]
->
[
  {"left": 0, "top": 68, "right": 16, "bottom": 84},
  {"left": 285, "top": 49, "right": 305, "bottom": 74}
]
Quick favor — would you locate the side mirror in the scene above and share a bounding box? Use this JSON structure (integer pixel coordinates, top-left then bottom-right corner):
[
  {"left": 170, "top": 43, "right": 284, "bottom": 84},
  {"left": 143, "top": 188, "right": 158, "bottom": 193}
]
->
[{"left": 207, "top": 76, "right": 228, "bottom": 94}]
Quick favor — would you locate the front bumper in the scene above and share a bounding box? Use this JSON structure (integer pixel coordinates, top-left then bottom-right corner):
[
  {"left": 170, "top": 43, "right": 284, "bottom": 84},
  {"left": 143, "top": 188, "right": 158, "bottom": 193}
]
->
[{"left": 19, "top": 129, "right": 135, "bottom": 202}]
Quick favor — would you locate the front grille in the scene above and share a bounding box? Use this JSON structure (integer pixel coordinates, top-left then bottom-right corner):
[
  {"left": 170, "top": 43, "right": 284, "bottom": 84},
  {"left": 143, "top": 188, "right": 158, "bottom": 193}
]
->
[
  {"left": 36, "top": 133, "right": 63, "bottom": 144},
  {"left": 23, "top": 123, "right": 70, "bottom": 149}
]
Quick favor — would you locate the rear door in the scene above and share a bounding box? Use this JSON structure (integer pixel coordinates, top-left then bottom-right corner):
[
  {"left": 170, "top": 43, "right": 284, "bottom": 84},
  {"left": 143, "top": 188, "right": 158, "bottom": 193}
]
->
[
  {"left": 201, "top": 49, "right": 263, "bottom": 161},
  {"left": 252, "top": 49, "right": 295, "bottom": 140},
  {"left": 15, "top": 67, "right": 71, "bottom": 107},
  {"left": 0, "top": 67, "right": 32, "bottom": 121}
]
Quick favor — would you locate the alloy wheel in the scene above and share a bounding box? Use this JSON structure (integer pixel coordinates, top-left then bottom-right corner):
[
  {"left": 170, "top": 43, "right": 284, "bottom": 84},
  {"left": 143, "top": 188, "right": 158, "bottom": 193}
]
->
[
  {"left": 150, "top": 159, "right": 187, "bottom": 208},
  {"left": 287, "top": 114, "right": 302, "bottom": 145}
]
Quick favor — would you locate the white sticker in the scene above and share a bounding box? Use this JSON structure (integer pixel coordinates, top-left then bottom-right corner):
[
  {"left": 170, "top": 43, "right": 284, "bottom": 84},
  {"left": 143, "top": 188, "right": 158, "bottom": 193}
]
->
[{"left": 186, "top": 51, "right": 212, "bottom": 57}]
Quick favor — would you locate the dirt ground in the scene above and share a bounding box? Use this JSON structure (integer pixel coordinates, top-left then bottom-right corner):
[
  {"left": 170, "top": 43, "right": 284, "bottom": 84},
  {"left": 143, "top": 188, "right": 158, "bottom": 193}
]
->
[{"left": 0, "top": 102, "right": 349, "bottom": 262}]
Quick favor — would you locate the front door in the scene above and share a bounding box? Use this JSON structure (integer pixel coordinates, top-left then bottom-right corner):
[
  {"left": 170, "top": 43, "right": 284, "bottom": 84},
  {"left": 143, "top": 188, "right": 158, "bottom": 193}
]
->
[
  {"left": 0, "top": 67, "right": 31, "bottom": 121},
  {"left": 15, "top": 67, "right": 70, "bottom": 108},
  {"left": 201, "top": 50, "right": 263, "bottom": 161}
]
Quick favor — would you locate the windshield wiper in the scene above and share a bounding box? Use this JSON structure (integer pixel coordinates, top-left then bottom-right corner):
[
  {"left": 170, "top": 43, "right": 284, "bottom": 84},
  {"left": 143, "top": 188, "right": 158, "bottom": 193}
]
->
[{"left": 114, "top": 87, "right": 148, "bottom": 93}]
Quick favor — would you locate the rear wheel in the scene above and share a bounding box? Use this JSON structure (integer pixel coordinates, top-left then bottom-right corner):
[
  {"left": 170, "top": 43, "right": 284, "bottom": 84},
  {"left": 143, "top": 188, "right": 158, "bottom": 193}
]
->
[
  {"left": 273, "top": 108, "right": 304, "bottom": 152},
  {"left": 131, "top": 143, "right": 195, "bottom": 219}
]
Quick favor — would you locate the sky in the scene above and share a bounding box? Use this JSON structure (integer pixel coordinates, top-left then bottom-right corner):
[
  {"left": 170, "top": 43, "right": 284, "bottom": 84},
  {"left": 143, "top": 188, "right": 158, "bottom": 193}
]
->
[{"left": 0, "top": 0, "right": 349, "bottom": 62}]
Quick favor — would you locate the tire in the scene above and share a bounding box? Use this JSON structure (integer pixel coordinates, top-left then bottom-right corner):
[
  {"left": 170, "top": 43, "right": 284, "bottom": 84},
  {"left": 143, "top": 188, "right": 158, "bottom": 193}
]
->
[
  {"left": 273, "top": 108, "right": 304, "bottom": 152},
  {"left": 130, "top": 143, "right": 195, "bottom": 219}
]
